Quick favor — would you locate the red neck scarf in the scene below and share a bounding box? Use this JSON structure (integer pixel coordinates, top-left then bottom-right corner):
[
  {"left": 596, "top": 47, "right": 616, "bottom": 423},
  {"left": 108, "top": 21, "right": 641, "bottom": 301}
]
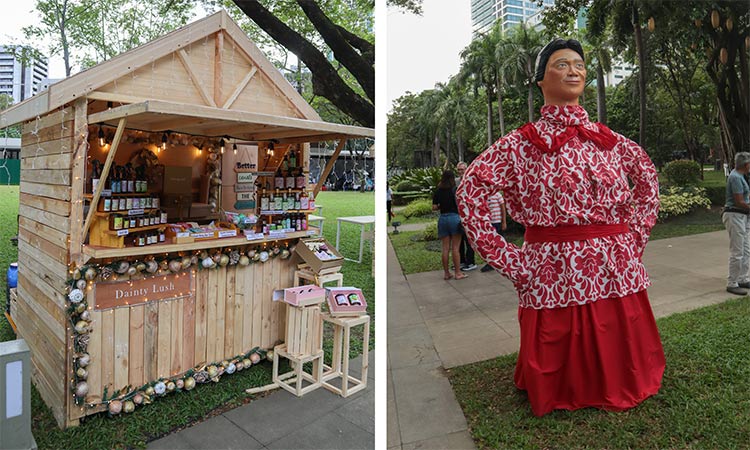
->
[{"left": 519, "top": 105, "right": 618, "bottom": 154}]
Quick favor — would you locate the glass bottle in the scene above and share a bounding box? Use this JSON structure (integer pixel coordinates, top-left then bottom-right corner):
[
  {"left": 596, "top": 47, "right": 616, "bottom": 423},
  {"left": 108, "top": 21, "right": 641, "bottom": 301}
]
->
[
  {"left": 275, "top": 166, "right": 285, "bottom": 189},
  {"left": 300, "top": 191, "right": 309, "bottom": 210},
  {"left": 260, "top": 189, "right": 269, "bottom": 211}
]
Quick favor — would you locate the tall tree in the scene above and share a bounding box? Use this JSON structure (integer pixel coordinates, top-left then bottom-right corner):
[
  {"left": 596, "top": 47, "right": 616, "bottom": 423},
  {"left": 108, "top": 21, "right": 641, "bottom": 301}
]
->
[
  {"left": 500, "top": 23, "right": 545, "bottom": 123},
  {"left": 459, "top": 36, "right": 497, "bottom": 147},
  {"left": 22, "top": 0, "right": 197, "bottom": 76},
  {"left": 228, "top": 0, "right": 374, "bottom": 127}
]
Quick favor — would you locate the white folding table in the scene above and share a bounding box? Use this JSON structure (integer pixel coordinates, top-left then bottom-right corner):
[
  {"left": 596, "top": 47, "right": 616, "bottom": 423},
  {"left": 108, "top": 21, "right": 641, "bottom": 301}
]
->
[{"left": 335, "top": 215, "right": 375, "bottom": 263}]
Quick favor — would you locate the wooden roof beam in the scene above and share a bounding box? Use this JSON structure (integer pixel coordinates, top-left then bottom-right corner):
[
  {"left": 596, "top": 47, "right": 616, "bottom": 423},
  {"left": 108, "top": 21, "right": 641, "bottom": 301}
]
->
[{"left": 314, "top": 138, "right": 347, "bottom": 196}]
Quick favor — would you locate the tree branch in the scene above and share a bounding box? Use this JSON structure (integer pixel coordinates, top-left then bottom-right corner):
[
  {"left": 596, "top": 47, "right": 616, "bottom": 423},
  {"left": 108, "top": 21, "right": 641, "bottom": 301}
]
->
[
  {"left": 296, "top": 0, "right": 374, "bottom": 103},
  {"left": 232, "top": 0, "right": 373, "bottom": 127},
  {"left": 335, "top": 24, "right": 374, "bottom": 66}
]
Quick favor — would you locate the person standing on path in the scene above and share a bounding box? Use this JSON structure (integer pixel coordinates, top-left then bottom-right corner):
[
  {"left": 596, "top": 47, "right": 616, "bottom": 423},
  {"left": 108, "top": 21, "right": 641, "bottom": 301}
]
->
[
  {"left": 722, "top": 152, "right": 750, "bottom": 296},
  {"left": 455, "top": 161, "right": 477, "bottom": 271},
  {"left": 433, "top": 170, "right": 468, "bottom": 281},
  {"left": 481, "top": 191, "right": 507, "bottom": 272},
  {"left": 456, "top": 38, "right": 665, "bottom": 417}
]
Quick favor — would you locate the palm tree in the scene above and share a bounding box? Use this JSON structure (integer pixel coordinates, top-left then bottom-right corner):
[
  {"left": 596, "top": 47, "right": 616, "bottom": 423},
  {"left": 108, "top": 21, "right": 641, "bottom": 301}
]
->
[
  {"left": 459, "top": 33, "right": 497, "bottom": 147},
  {"left": 587, "top": 34, "right": 612, "bottom": 124},
  {"left": 500, "top": 23, "right": 545, "bottom": 123},
  {"left": 436, "top": 78, "right": 476, "bottom": 164}
]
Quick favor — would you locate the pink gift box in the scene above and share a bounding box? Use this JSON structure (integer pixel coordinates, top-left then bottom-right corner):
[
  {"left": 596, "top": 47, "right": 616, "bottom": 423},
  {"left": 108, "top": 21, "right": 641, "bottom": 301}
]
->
[
  {"left": 326, "top": 288, "right": 367, "bottom": 317},
  {"left": 273, "top": 285, "right": 326, "bottom": 307}
]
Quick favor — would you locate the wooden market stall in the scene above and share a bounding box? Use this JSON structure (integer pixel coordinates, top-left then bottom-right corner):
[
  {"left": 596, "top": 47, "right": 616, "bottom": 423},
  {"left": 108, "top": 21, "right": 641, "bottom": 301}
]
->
[{"left": 0, "top": 10, "right": 373, "bottom": 428}]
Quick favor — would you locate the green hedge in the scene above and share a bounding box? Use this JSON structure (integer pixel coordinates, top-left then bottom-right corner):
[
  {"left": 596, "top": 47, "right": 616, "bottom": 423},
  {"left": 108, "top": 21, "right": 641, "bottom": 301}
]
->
[
  {"left": 663, "top": 159, "right": 701, "bottom": 186},
  {"left": 704, "top": 185, "right": 726, "bottom": 206}
]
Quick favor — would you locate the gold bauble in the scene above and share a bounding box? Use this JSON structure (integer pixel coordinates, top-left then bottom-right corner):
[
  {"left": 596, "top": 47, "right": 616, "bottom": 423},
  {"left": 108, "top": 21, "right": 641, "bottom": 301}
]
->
[
  {"left": 647, "top": 17, "right": 655, "bottom": 32},
  {"left": 711, "top": 10, "right": 720, "bottom": 29}
]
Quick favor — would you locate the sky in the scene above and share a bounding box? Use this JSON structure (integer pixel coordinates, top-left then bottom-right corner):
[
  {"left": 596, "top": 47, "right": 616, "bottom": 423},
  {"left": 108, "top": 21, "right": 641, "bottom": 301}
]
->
[
  {"left": 0, "top": 0, "right": 67, "bottom": 78},
  {"left": 386, "top": 0, "right": 472, "bottom": 111}
]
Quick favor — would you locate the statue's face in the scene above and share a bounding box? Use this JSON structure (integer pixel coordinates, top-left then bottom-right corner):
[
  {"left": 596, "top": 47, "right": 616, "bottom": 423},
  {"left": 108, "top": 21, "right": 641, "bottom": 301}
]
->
[{"left": 537, "top": 48, "right": 586, "bottom": 106}]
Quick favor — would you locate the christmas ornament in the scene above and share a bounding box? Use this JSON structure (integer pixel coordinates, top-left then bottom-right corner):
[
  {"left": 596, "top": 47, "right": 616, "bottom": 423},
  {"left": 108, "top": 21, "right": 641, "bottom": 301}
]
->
[
  {"left": 69, "top": 289, "right": 84, "bottom": 304},
  {"left": 75, "top": 381, "right": 89, "bottom": 398},
  {"left": 78, "top": 353, "right": 91, "bottom": 367},
  {"left": 108, "top": 400, "right": 122, "bottom": 415},
  {"left": 154, "top": 381, "right": 166, "bottom": 395}
]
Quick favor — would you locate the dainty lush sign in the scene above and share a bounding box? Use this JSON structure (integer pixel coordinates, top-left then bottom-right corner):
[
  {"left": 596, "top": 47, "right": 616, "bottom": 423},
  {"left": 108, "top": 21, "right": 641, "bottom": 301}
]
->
[
  {"left": 234, "top": 183, "right": 255, "bottom": 192},
  {"left": 93, "top": 272, "right": 192, "bottom": 310}
]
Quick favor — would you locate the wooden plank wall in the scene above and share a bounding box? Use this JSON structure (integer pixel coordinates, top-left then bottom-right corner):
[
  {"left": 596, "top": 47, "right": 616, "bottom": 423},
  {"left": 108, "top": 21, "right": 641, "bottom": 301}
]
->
[
  {"left": 84, "top": 256, "right": 294, "bottom": 409},
  {"left": 14, "top": 107, "right": 75, "bottom": 427}
]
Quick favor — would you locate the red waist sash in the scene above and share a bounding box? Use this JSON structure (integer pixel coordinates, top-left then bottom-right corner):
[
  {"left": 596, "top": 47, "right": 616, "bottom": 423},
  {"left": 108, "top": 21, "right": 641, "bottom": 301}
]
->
[{"left": 524, "top": 223, "right": 630, "bottom": 244}]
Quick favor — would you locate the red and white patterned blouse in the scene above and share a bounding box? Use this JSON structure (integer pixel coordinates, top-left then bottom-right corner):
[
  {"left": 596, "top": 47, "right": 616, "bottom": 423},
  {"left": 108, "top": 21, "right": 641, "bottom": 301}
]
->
[{"left": 456, "top": 105, "right": 659, "bottom": 309}]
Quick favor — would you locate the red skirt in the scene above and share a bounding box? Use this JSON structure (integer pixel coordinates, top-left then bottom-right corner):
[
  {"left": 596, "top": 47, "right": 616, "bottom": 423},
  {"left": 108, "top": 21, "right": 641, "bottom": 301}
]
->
[{"left": 514, "top": 290, "right": 665, "bottom": 416}]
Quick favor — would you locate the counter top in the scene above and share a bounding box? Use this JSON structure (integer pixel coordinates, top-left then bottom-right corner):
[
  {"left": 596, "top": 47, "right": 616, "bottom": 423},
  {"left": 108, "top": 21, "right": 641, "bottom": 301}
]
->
[{"left": 82, "top": 228, "right": 319, "bottom": 261}]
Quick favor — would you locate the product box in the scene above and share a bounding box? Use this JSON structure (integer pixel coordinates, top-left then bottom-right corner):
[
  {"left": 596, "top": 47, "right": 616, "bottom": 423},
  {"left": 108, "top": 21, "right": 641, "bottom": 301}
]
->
[
  {"left": 273, "top": 285, "right": 327, "bottom": 307},
  {"left": 326, "top": 287, "right": 367, "bottom": 317},
  {"left": 295, "top": 238, "right": 344, "bottom": 273}
]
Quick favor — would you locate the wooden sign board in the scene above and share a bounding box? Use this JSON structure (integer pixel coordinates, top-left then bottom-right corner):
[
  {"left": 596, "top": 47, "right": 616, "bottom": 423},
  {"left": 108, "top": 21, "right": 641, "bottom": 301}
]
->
[
  {"left": 236, "top": 192, "right": 254, "bottom": 201},
  {"left": 235, "top": 183, "right": 255, "bottom": 193},
  {"left": 234, "top": 200, "right": 256, "bottom": 210},
  {"left": 93, "top": 272, "right": 192, "bottom": 310},
  {"left": 237, "top": 172, "right": 257, "bottom": 184}
]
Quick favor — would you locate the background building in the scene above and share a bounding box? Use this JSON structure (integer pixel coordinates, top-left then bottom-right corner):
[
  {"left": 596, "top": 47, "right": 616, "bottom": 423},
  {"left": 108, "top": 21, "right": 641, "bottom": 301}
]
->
[
  {"left": 0, "top": 45, "right": 49, "bottom": 104},
  {"left": 471, "top": 0, "right": 556, "bottom": 35}
]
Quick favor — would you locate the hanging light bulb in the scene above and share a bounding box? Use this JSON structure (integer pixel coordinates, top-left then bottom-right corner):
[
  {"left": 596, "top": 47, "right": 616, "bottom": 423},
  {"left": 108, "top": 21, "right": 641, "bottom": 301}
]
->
[
  {"left": 233, "top": 143, "right": 238, "bottom": 155},
  {"left": 269, "top": 142, "right": 275, "bottom": 157},
  {"left": 161, "top": 132, "right": 168, "bottom": 151},
  {"left": 98, "top": 126, "right": 105, "bottom": 147},
  {"left": 197, "top": 146, "right": 203, "bottom": 156},
  {"left": 220, "top": 138, "right": 225, "bottom": 154}
]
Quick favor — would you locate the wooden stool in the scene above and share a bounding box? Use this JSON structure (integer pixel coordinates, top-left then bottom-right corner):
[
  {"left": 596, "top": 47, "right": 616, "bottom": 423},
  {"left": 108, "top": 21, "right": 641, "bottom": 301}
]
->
[
  {"left": 294, "top": 267, "right": 343, "bottom": 288},
  {"left": 321, "top": 314, "right": 370, "bottom": 397},
  {"left": 272, "top": 344, "right": 324, "bottom": 397}
]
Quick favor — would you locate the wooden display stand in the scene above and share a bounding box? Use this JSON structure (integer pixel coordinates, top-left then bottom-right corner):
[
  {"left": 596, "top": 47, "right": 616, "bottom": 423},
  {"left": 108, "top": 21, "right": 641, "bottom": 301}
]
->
[
  {"left": 272, "top": 304, "right": 324, "bottom": 396},
  {"left": 321, "top": 314, "right": 370, "bottom": 398},
  {"left": 272, "top": 344, "right": 324, "bottom": 397},
  {"left": 294, "top": 264, "right": 343, "bottom": 288}
]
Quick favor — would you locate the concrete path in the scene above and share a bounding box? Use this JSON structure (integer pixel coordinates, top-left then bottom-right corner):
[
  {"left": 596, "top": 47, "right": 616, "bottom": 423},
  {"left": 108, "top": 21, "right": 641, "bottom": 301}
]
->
[
  {"left": 148, "top": 352, "right": 374, "bottom": 450},
  {"left": 387, "top": 230, "right": 736, "bottom": 449}
]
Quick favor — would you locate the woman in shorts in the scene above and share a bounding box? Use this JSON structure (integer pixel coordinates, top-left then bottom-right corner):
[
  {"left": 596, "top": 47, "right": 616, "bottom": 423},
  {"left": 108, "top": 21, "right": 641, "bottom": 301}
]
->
[{"left": 433, "top": 170, "right": 468, "bottom": 280}]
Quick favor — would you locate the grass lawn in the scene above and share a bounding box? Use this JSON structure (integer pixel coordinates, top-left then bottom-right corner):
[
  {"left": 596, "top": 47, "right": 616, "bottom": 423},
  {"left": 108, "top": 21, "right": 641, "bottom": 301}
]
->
[
  {"left": 390, "top": 207, "right": 723, "bottom": 275},
  {"left": 448, "top": 297, "right": 750, "bottom": 449},
  {"left": 0, "top": 187, "right": 373, "bottom": 449}
]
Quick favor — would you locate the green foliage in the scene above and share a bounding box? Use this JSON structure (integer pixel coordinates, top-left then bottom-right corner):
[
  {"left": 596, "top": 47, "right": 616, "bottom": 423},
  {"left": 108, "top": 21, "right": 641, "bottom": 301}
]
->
[
  {"left": 395, "top": 180, "right": 420, "bottom": 192},
  {"left": 418, "top": 221, "right": 439, "bottom": 241},
  {"left": 703, "top": 185, "right": 726, "bottom": 206},
  {"left": 402, "top": 199, "right": 433, "bottom": 219},
  {"left": 387, "top": 0, "right": 422, "bottom": 15},
  {"left": 658, "top": 186, "right": 711, "bottom": 221},
  {"left": 389, "top": 167, "right": 442, "bottom": 195},
  {"left": 663, "top": 159, "right": 702, "bottom": 186},
  {"left": 23, "top": 0, "right": 198, "bottom": 76}
]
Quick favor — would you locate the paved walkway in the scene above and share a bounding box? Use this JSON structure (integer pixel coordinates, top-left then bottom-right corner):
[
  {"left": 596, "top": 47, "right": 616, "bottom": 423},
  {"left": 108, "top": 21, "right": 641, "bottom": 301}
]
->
[
  {"left": 148, "top": 352, "right": 374, "bottom": 450},
  {"left": 387, "top": 230, "right": 735, "bottom": 449}
]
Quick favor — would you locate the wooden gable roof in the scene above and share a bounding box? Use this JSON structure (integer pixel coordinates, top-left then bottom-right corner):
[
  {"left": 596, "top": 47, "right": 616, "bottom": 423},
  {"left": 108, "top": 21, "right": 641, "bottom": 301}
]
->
[{"left": 0, "top": 10, "right": 322, "bottom": 127}]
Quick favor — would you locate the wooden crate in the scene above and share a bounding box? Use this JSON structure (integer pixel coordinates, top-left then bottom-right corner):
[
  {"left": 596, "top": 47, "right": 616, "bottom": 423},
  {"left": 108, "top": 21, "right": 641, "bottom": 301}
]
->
[{"left": 284, "top": 305, "right": 322, "bottom": 357}]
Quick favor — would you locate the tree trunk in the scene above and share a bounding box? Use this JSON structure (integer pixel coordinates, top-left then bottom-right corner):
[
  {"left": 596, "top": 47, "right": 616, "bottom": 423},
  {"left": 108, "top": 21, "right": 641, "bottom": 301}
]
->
[
  {"left": 296, "top": 0, "right": 374, "bottom": 102},
  {"left": 232, "top": 0, "right": 373, "bottom": 127},
  {"left": 528, "top": 84, "right": 534, "bottom": 123},
  {"left": 445, "top": 128, "right": 452, "bottom": 167},
  {"left": 486, "top": 89, "right": 494, "bottom": 147},
  {"left": 457, "top": 130, "right": 465, "bottom": 162},
  {"left": 495, "top": 76, "right": 506, "bottom": 136},
  {"left": 433, "top": 133, "right": 440, "bottom": 167},
  {"left": 596, "top": 64, "right": 607, "bottom": 124},
  {"left": 632, "top": 4, "right": 647, "bottom": 147}
]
